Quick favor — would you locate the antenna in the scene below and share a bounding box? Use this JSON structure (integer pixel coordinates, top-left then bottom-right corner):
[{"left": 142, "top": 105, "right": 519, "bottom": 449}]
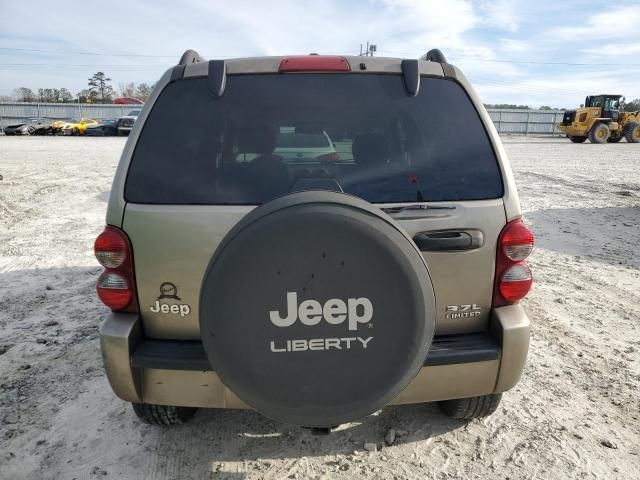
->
[{"left": 358, "top": 42, "right": 377, "bottom": 56}]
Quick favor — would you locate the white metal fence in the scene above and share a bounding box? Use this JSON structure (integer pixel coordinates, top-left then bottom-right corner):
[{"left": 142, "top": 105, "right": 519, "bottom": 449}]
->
[
  {"left": 0, "top": 103, "right": 141, "bottom": 130},
  {"left": 486, "top": 109, "right": 565, "bottom": 135},
  {"left": 0, "top": 102, "right": 565, "bottom": 135}
]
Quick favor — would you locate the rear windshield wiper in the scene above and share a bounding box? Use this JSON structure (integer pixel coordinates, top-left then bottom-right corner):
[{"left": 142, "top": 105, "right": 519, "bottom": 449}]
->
[{"left": 381, "top": 204, "right": 456, "bottom": 214}]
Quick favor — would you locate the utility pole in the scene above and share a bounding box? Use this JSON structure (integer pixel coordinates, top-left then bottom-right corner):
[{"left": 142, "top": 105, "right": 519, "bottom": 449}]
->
[{"left": 359, "top": 42, "right": 377, "bottom": 56}]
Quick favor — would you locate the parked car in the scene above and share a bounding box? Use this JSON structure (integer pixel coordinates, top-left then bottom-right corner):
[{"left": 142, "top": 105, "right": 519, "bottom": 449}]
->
[
  {"left": 114, "top": 97, "right": 144, "bottom": 105},
  {"left": 3, "top": 118, "right": 54, "bottom": 135},
  {"left": 60, "top": 118, "right": 99, "bottom": 136},
  {"left": 50, "top": 118, "right": 74, "bottom": 135},
  {"left": 116, "top": 110, "right": 140, "bottom": 136},
  {"left": 96, "top": 49, "right": 534, "bottom": 428},
  {"left": 85, "top": 119, "right": 119, "bottom": 137},
  {"left": 274, "top": 130, "right": 339, "bottom": 162}
]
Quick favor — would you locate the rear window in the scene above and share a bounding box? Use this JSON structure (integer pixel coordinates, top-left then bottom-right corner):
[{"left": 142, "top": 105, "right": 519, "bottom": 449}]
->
[{"left": 125, "top": 74, "right": 503, "bottom": 204}]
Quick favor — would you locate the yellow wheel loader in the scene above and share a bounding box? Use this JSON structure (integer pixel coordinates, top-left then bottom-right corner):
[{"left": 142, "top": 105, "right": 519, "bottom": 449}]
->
[{"left": 557, "top": 94, "right": 640, "bottom": 144}]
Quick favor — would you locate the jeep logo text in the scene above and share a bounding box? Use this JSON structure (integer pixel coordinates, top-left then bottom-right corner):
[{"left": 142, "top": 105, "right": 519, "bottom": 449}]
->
[
  {"left": 270, "top": 292, "right": 373, "bottom": 331},
  {"left": 150, "top": 301, "right": 190, "bottom": 317}
]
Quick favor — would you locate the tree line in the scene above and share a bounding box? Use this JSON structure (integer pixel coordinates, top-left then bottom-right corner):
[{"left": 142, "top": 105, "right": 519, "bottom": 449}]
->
[
  {"left": 6, "top": 72, "right": 640, "bottom": 111},
  {"left": 9, "top": 71, "right": 153, "bottom": 104},
  {"left": 483, "top": 104, "right": 571, "bottom": 111}
]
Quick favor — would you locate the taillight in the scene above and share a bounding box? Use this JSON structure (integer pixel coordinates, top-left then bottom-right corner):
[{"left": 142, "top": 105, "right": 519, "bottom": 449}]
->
[
  {"left": 279, "top": 56, "right": 351, "bottom": 72},
  {"left": 499, "top": 263, "right": 533, "bottom": 303},
  {"left": 94, "top": 227, "right": 127, "bottom": 268},
  {"left": 501, "top": 220, "right": 534, "bottom": 261},
  {"left": 494, "top": 219, "right": 534, "bottom": 306},
  {"left": 94, "top": 226, "right": 138, "bottom": 312},
  {"left": 97, "top": 272, "right": 132, "bottom": 310},
  {"left": 317, "top": 152, "right": 340, "bottom": 162}
]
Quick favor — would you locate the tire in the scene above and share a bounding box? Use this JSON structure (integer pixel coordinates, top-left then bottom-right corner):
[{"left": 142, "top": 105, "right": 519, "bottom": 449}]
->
[
  {"left": 131, "top": 403, "right": 197, "bottom": 425},
  {"left": 200, "top": 191, "right": 436, "bottom": 428},
  {"left": 624, "top": 122, "right": 640, "bottom": 143},
  {"left": 607, "top": 135, "right": 622, "bottom": 143},
  {"left": 569, "top": 136, "right": 587, "bottom": 143},
  {"left": 27, "top": 127, "right": 35, "bottom": 135},
  {"left": 588, "top": 123, "right": 610, "bottom": 144},
  {"left": 438, "top": 393, "right": 502, "bottom": 420}
]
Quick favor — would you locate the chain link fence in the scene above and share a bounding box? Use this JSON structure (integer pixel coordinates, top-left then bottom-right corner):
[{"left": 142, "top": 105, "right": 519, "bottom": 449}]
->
[{"left": 0, "top": 102, "right": 565, "bottom": 135}]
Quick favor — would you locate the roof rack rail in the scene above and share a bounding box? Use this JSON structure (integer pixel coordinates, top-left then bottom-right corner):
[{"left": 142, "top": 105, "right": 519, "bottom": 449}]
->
[
  {"left": 420, "top": 49, "right": 448, "bottom": 64},
  {"left": 178, "top": 49, "right": 206, "bottom": 65}
]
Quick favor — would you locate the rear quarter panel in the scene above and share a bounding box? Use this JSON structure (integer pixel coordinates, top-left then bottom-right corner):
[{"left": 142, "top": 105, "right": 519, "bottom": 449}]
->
[{"left": 123, "top": 205, "right": 252, "bottom": 339}]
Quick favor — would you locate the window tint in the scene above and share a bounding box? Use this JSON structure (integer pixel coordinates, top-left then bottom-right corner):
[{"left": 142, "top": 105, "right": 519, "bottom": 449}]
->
[{"left": 125, "top": 74, "right": 503, "bottom": 204}]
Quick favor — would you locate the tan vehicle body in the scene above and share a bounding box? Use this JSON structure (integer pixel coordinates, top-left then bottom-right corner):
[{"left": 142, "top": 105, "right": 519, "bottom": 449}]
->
[{"left": 100, "top": 55, "right": 530, "bottom": 413}]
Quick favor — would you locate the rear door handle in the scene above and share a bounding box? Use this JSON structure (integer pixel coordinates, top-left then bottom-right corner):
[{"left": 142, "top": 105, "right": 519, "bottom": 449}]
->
[{"left": 413, "top": 229, "right": 484, "bottom": 252}]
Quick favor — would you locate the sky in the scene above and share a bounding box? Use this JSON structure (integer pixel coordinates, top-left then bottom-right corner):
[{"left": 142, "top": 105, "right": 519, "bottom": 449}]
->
[{"left": 1, "top": 0, "right": 639, "bottom": 108}]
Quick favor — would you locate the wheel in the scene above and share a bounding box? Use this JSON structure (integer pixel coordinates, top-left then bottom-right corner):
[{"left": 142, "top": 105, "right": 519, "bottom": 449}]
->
[
  {"left": 27, "top": 126, "right": 35, "bottom": 135},
  {"left": 569, "top": 136, "right": 587, "bottom": 143},
  {"left": 588, "top": 123, "right": 610, "bottom": 144},
  {"left": 624, "top": 122, "right": 640, "bottom": 143},
  {"left": 438, "top": 393, "right": 502, "bottom": 420},
  {"left": 131, "top": 403, "right": 197, "bottom": 425},
  {"left": 607, "top": 135, "right": 622, "bottom": 143}
]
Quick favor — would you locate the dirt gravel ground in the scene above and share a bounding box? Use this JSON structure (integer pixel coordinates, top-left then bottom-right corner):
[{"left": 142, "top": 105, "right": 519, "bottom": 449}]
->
[{"left": 0, "top": 136, "right": 639, "bottom": 479}]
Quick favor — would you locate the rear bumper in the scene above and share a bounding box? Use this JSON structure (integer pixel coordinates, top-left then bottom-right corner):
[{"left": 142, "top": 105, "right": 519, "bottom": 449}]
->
[{"left": 100, "top": 304, "right": 529, "bottom": 408}]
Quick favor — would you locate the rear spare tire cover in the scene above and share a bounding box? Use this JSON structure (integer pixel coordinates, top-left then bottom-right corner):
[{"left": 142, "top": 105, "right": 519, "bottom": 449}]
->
[{"left": 200, "top": 191, "right": 435, "bottom": 427}]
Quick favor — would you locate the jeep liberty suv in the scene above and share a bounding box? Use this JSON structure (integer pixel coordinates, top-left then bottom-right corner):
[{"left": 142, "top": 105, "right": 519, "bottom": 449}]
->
[{"left": 96, "top": 49, "right": 533, "bottom": 428}]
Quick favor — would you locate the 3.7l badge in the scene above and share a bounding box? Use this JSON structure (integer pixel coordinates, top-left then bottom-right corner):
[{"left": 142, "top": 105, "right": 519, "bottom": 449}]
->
[{"left": 445, "top": 304, "right": 481, "bottom": 319}]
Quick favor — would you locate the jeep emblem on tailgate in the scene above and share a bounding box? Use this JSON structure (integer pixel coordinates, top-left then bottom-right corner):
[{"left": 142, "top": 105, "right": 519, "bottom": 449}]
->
[
  {"left": 149, "top": 282, "right": 190, "bottom": 316},
  {"left": 158, "top": 281, "right": 181, "bottom": 300},
  {"left": 270, "top": 292, "right": 373, "bottom": 330}
]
